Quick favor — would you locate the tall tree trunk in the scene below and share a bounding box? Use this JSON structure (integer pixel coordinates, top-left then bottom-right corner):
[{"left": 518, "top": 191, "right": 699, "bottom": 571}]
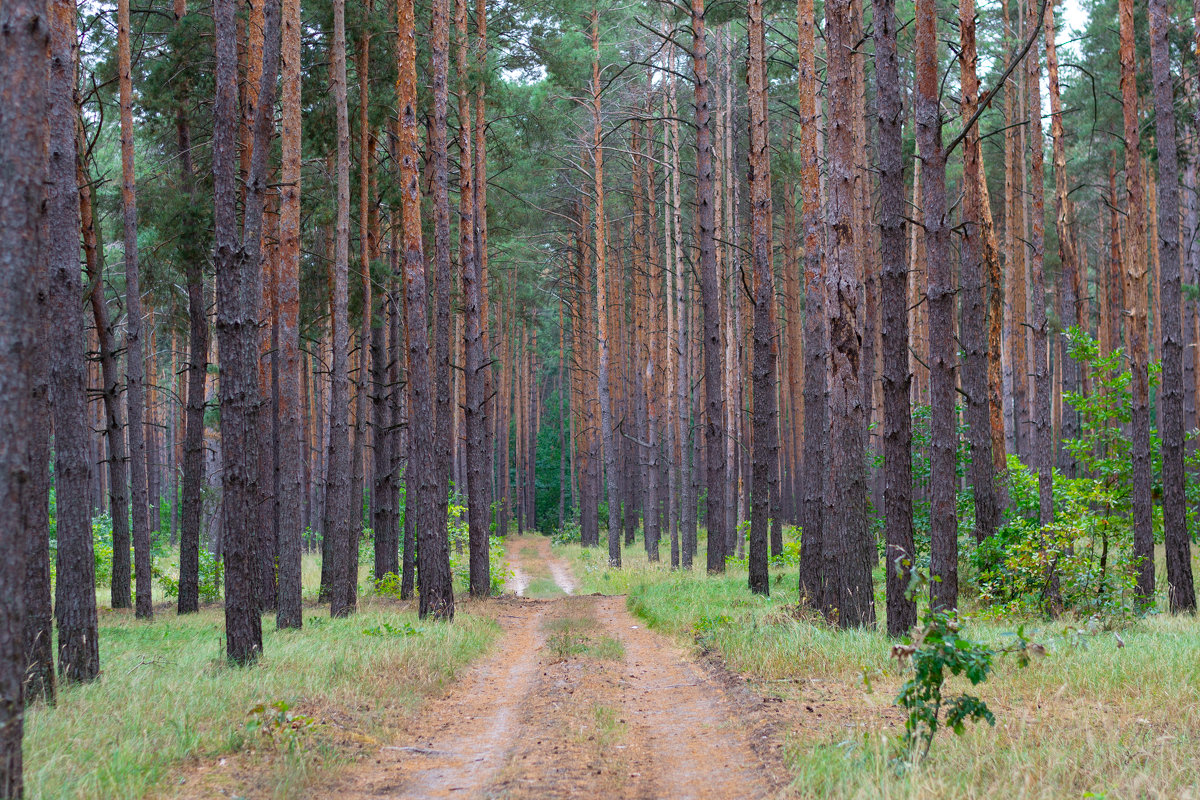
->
[
  {"left": 0, "top": 5, "right": 48, "bottom": 791},
  {"left": 458, "top": 0, "right": 489, "bottom": 594},
  {"left": 825, "top": 0, "right": 876, "bottom": 627},
  {"left": 431, "top": 0, "right": 454, "bottom": 561},
  {"left": 175, "top": 0, "right": 208, "bottom": 616},
  {"left": 348, "top": 16, "right": 373, "bottom": 601},
  {"left": 960, "top": 0, "right": 998, "bottom": 546},
  {"left": 588, "top": 10, "right": 621, "bottom": 568},
  {"left": 48, "top": 0, "right": 98, "bottom": 685},
  {"left": 875, "top": 0, "right": 916, "bottom": 634},
  {"left": 275, "top": 0, "right": 304, "bottom": 628},
  {"left": 747, "top": 0, "right": 773, "bottom": 596},
  {"left": 798, "top": 0, "right": 825, "bottom": 603},
  {"left": 327, "top": 0, "right": 356, "bottom": 618},
  {"left": 118, "top": 0, "right": 153, "bottom": 620},
  {"left": 213, "top": 0, "right": 279, "bottom": 664},
  {"left": 1003, "top": 0, "right": 1027, "bottom": 459},
  {"left": 399, "top": 0, "right": 454, "bottom": 618},
  {"left": 1117, "top": 0, "right": 1154, "bottom": 605},
  {"left": 690, "top": 0, "right": 726, "bottom": 572},
  {"left": 79, "top": 141, "right": 132, "bottom": 612},
  {"left": 1044, "top": 4, "right": 1080, "bottom": 476},
  {"left": 917, "top": 0, "right": 957, "bottom": 612},
  {"left": 1154, "top": 0, "right": 1196, "bottom": 611},
  {"left": 1026, "top": 0, "right": 1059, "bottom": 612}
]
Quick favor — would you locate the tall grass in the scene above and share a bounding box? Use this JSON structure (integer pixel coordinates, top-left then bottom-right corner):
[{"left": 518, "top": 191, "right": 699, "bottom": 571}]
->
[
  {"left": 555, "top": 535, "right": 1200, "bottom": 798},
  {"left": 27, "top": 559, "right": 498, "bottom": 800}
]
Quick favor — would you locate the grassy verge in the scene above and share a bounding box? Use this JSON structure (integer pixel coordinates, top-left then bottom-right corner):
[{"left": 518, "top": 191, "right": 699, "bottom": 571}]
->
[
  {"left": 28, "top": 557, "right": 499, "bottom": 800},
  {"left": 554, "top": 535, "right": 1200, "bottom": 798}
]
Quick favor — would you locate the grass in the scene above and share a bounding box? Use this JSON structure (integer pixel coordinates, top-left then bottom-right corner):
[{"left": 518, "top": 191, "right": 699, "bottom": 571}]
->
[
  {"left": 543, "top": 613, "right": 625, "bottom": 662},
  {"left": 27, "top": 554, "right": 500, "bottom": 800},
  {"left": 554, "top": 533, "right": 1200, "bottom": 799},
  {"left": 505, "top": 535, "right": 566, "bottom": 598}
]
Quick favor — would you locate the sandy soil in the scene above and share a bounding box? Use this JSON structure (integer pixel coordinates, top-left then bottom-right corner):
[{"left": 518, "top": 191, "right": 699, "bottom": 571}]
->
[{"left": 325, "top": 540, "right": 786, "bottom": 799}]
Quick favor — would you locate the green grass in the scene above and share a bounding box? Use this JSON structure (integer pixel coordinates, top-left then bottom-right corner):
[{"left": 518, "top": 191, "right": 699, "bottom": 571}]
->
[
  {"left": 554, "top": 534, "right": 1200, "bottom": 799},
  {"left": 543, "top": 614, "right": 625, "bottom": 661},
  {"left": 27, "top": 555, "right": 499, "bottom": 800}
]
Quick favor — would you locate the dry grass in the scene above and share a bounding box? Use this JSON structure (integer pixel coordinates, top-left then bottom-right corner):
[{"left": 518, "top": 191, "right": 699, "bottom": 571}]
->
[
  {"left": 555, "top": 535, "right": 1200, "bottom": 799},
  {"left": 26, "top": 557, "right": 499, "bottom": 800}
]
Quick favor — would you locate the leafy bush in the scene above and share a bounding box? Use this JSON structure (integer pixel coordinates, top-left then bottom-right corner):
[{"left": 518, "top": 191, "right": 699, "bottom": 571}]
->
[{"left": 892, "top": 608, "right": 1041, "bottom": 764}]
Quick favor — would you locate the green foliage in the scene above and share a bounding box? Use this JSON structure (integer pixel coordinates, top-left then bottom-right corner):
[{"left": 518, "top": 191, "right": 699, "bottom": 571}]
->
[
  {"left": 970, "top": 331, "right": 1147, "bottom": 618},
  {"left": 551, "top": 518, "right": 581, "bottom": 546},
  {"left": 361, "top": 622, "right": 420, "bottom": 637},
  {"left": 892, "top": 608, "right": 1040, "bottom": 765},
  {"left": 371, "top": 571, "right": 405, "bottom": 599},
  {"left": 154, "top": 547, "right": 223, "bottom": 604},
  {"left": 244, "top": 700, "right": 317, "bottom": 753},
  {"left": 89, "top": 514, "right": 114, "bottom": 586},
  {"left": 692, "top": 613, "right": 734, "bottom": 649}
]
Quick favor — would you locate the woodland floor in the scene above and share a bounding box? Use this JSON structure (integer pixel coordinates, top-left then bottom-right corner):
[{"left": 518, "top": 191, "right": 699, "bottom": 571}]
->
[
  {"left": 322, "top": 535, "right": 788, "bottom": 799},
  {"left": 85, "top": 534, "right": 1198, "bottom": 799}
]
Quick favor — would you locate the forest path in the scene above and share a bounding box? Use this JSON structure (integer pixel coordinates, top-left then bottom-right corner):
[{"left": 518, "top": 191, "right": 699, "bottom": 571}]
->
[{"left": 328, "top": 538, "right": 782, "bottom": 799}]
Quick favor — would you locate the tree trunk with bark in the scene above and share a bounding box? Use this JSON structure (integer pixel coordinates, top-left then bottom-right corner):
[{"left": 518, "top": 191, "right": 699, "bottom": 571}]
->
[
  {"left": 213, "top": 0, "right": 279, "bottom": 664},
  {"left": 747, "top": 0, "right": 773, "bottom": 596},
  {"left": 275, "top": 0, "right": 304, "bottom": 628},
  {"left": 118, "top": 0, "right": 153, "bottom": 620},
  {"left": 690, "top": 0, "right": 725, "bottom": 572},
  {"left": 875, "top": 0, "right": 917, "bottom": 635},
  {"left": 1, "top": 5, "right": 48, "bottom": 791},
  {"left": 1118, "top": 0, "right": 1154, "bottom": 604},
  {"left": 824, "top": 0, "right": 876, "bottom": 627},
  {"left": 327, "top": 0, "right": 356, "bottom": 619},
  {"left": 48, "top": 0, "right": 98, "bottom": 684},
  {"left": 1153, "top": 0, "right": 1196, "bottom": 611},
  {"left": 960, "top": 0, "right": 998, "bottom": 546},
  {"left": 798, "top": 0, "right": 826, "bottom": 604},
  {"left": 399, "top": 0, "right": 454, "bottom": 618},
  {"left": 917, "top": 0, "right": 957, "bottom": 612}
]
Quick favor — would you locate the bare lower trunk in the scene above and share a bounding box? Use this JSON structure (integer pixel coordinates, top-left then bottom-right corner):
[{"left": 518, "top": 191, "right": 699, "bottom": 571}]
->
[
  {"left": 118, "top": 0, "right": 153, "bottom": 620},
  {"left": 1155, "top": 0, "right": 1196, "bottom": 611},
  {"left": 48, "top": 0, "right": 98, "bottom": 684},
  {"left": 917, "top": 0, "right": 957, "bottom": 612},
  {"left": 875, "top": 0, "right": 916, "bottom": 635},
  {"left": 399, "top": 0, "right": 454, "bottom": 618},
  {"left": 798, "top": 0, "right": 826, "bottom": 604},
  {"left": 747, "top": 0, "right": 773, "bottom": 596},
  {"left": 825, "top": 0, "right": 876, "bottom": 628}
]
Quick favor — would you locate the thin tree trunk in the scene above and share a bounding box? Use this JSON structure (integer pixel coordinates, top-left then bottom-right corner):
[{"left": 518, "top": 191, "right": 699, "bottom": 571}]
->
[
  {"left": 175, "top": 0, "right": 207, "bottom": 616},
  {"left": 917, "top": 0, "right": 957, "bottom": 612},
  {"left": 431, "top": 0, "right": 454, "bottom": 564},
  {"left": 961, "top": 0, "right": 998, "bottom": 546},
  {"left": 1117, "top": 0, "right": 1154, "bottom": 604},
  {"left": 690, "top": 0, "right": 726, "bottom": 572},
  {"left": 118, "top": 0, "right": 153, "bottom": 620},
  {"left": 798, "top": 0, "right": 825, "bottom": 603},
  {"left": 79, "top": 141, "right": 132, "bottom": 612},
  {"left": 275, "top": 0, "right": 304, "bottom": 628},
  {"left": 327, "top": 0, "right": 356, "bottom": 618},
  {"left": 1025, "top": 0, "right": 1059, "bottom": 612}
]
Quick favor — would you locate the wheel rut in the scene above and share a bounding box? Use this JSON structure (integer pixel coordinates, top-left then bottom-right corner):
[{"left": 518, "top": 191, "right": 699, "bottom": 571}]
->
[{"left": 328, "top": 540, "right": 783, "bottom": 799}]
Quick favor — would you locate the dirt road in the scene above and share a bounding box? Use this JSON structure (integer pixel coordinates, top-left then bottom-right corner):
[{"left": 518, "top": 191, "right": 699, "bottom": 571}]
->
[{"left": 329, "top": 537, "right": 783, "bottom": 799}]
